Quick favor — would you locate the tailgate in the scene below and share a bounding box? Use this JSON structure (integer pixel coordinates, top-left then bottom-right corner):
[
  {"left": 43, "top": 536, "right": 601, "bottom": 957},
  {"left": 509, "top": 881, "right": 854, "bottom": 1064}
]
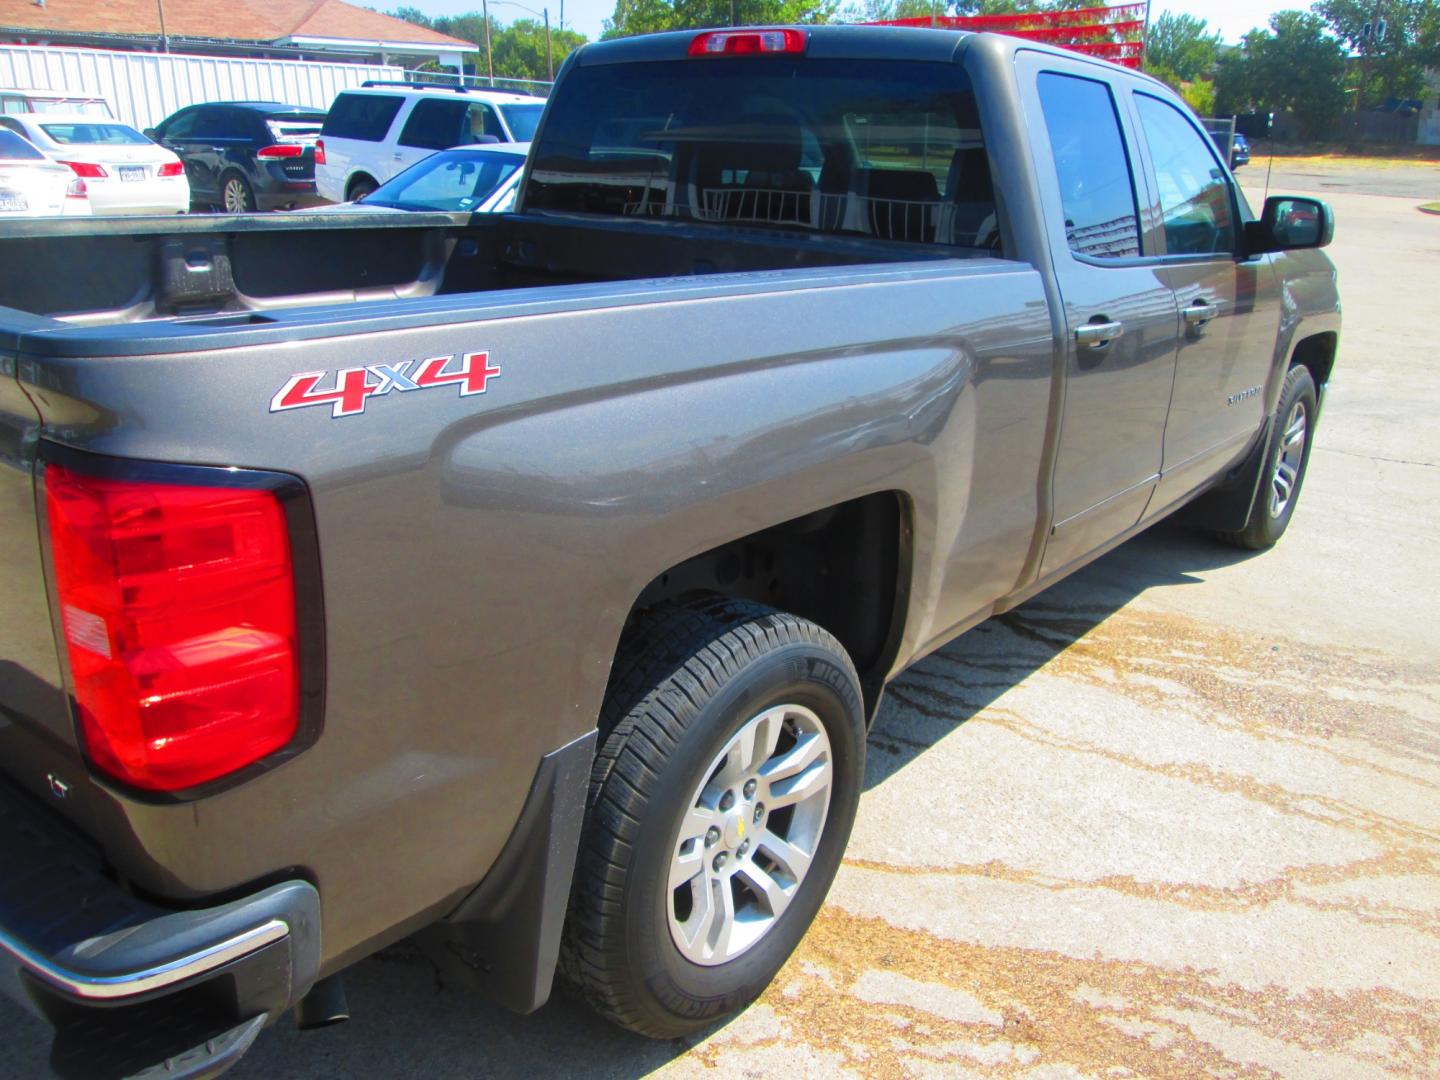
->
[{"left": 0, "top": 344, "right": 84, "bottom": 795}]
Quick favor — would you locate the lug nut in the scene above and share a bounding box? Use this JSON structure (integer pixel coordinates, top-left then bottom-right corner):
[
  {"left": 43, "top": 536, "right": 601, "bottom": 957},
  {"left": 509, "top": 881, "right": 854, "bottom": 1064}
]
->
[
  {"left": 737, "top": 840, "right": 750, "bottom": 857},
  {"left": 719, "top": 790, "right": 736, "bottom": 812},
  {"left": 753, "top": 804, "right": 765, "bottom": 823},
  {"left": 712, "top": 852, "right": 729, "bottom": 872},
  {"left": 743, "top": 779, "right": 758, "bottom": 799},
  {"left": 705, "top": 826, "right": 721, "bottom": 848}
]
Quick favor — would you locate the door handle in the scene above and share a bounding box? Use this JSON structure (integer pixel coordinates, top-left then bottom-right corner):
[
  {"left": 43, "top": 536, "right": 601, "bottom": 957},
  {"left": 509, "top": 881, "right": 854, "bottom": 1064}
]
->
[
  {"left": 1184, "top": 300, "right": 1220, "bottom": 325},
  {"left": 1075, "top": 319, "right": 1124, "bottom": 347}
]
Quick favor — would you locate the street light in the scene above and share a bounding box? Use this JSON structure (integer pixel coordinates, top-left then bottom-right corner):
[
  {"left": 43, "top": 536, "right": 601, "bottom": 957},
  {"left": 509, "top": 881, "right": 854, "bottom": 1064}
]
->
[{"left": 489, "top": 0, "right": 552, "bottom": 82}]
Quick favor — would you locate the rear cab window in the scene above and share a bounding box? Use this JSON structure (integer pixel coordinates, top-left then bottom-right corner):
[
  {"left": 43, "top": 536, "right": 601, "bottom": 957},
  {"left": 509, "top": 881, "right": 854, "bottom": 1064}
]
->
[
  {"left": 524, "top": 57, "right": 999, "bottom": 250},
  {"left": 322, "top": 94, "right": 405, "bottom": 142}
]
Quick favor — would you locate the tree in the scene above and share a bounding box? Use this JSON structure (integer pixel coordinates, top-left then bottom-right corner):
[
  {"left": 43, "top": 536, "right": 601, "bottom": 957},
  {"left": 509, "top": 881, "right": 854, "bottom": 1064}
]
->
[
  {"left": 1144, "top": 12, "right": 1221, "bottom": 83},
  {"left": 1314, "top": 0, "right": 1440, "bottom": 106},
  {"left": 603, "top": 0, "right": 840, "bottom": 38},
  {"left": 493, "top": 18, "right": 588, "bottom": 79},
  {"left": 1215, "top": 11, "right": 1348, "bottom": 138}
]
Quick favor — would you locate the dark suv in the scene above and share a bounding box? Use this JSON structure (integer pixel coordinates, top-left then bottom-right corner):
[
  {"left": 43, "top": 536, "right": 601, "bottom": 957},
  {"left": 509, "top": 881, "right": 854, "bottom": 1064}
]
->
[{"left": 147, "top": 102, "right": 327, "bottom": 212}]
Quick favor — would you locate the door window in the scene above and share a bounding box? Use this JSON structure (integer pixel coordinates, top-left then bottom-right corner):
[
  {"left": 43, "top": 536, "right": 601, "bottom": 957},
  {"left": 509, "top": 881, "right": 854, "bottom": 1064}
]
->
[
  {"left": 399, "top": 99, "right": 470, "bottom": 151},
  {"left": 1035, "top": 72, "right": 1142, "bottom": 259},
  {"left": 1135, "top": 94, "right": 1235, "bottom": 255},
  {"left": 161, "top": 111, "right": 197, "bottom": 140},
  {"left": 322, "top": 94, "right": 404, "bottom": 142}
]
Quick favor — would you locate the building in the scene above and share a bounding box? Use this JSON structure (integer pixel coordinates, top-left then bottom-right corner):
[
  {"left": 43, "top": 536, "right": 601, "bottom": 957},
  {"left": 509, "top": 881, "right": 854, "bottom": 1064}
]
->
[{"left": 0, "top": 0, "right": 477, "bottom": 70}]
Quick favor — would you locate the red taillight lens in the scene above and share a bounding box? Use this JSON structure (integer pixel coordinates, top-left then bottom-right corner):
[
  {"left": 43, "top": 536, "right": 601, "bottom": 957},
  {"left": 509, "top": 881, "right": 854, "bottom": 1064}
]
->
[
  {"left": 157, "top": 160, "right": 184, "bottom": 177},
  {"left": 314, "top": 138, "right": 326, "bottom": 166},
  {"left": 45, "top": 464, "right": 300, "bottom": 792},
  {"left": 59, "top": 160, "right": 108, "bottom": 178},
  {"left": 65, "top": 177, "right": 88, "bottom": 199},
  {"left": 688, "top": 28, "right": 806, "bottom": 55},
  {"left": 257, "top": 143, "right": 305, "bottom": 159}
]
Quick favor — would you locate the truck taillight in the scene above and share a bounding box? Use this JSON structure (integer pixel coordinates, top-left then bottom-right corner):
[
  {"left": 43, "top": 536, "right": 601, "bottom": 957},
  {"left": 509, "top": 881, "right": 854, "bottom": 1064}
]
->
[
  {"left": 314, "top": 138, "right": 326, "bottom": 166},
  {"left": 59, "top": 160, "right": 108, "bottom": 178},
  {"left": 45, "top": 463, "right": 302, "bottom": 792},
  {"left": 688, "top": 28, "right": 806, "bottom": 55}
]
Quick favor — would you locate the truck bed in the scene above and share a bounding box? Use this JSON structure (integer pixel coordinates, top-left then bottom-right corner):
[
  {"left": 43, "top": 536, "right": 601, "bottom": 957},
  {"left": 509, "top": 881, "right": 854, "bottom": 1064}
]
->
[{"left": 0, "top": 210, "right": 965, "bottom": 327}]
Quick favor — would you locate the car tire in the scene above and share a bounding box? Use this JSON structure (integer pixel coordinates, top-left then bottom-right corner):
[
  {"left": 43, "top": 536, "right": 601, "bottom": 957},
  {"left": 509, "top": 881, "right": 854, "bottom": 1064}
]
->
[
  {"left": 1213, "top": 364, "right": 1318, "bottom": 550},
  {"left": 220, "top": 172, "right": 256, "bottom": 214},
  {"left": 347, "top": 176, "right": 377, "bottom": 202},
  {"left": 561, "top": 597, "right": 865, "bottom": 1038}
]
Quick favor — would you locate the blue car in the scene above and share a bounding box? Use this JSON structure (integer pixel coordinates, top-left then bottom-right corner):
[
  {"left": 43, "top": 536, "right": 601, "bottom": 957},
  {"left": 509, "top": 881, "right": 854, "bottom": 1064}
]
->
[{"left": 1232, "top": 133, "right": 1251, "bottom": 168}]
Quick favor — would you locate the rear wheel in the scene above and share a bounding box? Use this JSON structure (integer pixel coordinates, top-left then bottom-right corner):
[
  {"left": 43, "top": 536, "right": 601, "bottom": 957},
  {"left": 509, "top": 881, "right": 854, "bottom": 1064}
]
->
[
  {"left": 347, "top": 176, "right": 377, "bottom": 202},
  {"left": 220, "top": 172, "right": 256, "bottom": 213},
  {"left": 1213, "top": 364, "right": 1317, "bottom": 550},
  {"left": 561, "top": 598, "right": 865, "bottom": 1038}
]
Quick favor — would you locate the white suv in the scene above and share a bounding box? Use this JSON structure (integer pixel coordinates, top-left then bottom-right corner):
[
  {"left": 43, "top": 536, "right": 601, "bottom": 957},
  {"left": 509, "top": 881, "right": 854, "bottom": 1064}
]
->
[{"left": 315, "top": 82, "right": 545, "bottom": 204}]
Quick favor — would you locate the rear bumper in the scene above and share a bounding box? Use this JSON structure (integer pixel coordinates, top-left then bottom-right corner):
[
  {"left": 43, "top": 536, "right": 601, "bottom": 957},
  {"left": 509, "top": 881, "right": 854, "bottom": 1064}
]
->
[{"left": 0, "top": 778, "right": 320, "bottom": 1077}]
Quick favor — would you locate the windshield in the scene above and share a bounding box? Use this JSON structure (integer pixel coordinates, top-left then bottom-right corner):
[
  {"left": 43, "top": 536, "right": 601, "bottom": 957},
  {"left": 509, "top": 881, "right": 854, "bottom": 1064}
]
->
[
  {"left": 525, "top": 58, "right": 994, "bottom": 247},
  {"left": 0, "top": 129, "right": 44, "bottom": 160},
  {"left": 41, "top": 122, "right": 150, "bottom": 145},
  {"left": 30, "top": 98, "right": 112, "bottom": 117},
  {"left": 500, "top": 103, "right": 545, "bottom": 142},
  {"left": 365, "top": 148, "right": 524, "bottom": 211}
]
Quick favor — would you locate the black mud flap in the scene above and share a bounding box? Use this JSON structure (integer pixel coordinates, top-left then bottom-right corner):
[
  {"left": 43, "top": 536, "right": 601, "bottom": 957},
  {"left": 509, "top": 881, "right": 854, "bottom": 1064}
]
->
[{"left": 419, "top": 730, "right": 597, "bottom": 1014}]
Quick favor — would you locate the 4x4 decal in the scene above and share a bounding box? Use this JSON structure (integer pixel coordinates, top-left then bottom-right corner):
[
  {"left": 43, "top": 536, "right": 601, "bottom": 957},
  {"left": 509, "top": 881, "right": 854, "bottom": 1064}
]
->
[{"left": 270, "top": 352, "right": 501, "bottom": 419}]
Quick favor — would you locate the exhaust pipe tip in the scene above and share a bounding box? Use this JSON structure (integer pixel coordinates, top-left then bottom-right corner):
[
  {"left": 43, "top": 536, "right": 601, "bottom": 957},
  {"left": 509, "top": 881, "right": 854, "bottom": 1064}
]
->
[{"left": 295, "top": 973, "right": 350, "bottom": 1030}]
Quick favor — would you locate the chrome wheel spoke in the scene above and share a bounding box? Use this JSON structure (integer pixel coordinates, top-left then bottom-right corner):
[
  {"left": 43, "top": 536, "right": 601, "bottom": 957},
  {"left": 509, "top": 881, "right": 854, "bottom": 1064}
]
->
[
  {"left": 756, "top": 829, "right": 812, "bottom": 884},
  {"left": 734, "top": 862, "right": 792, "bottom": 920},
  {"left": 765, "top": 753, "right": 831, "bottom": 810}
]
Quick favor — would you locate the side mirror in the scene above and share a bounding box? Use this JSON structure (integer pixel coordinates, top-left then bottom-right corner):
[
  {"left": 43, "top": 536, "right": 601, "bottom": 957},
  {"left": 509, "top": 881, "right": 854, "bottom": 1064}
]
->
[
  {"left": 1246, "top": 195, "right": 1334, "bottom": 254},
  {"left": 143, "top": 128, "right": 158, "bottom": 140}
]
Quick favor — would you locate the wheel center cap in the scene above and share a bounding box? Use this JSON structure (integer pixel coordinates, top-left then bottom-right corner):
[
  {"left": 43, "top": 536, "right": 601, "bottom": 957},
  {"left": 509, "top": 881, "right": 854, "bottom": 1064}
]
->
[{"left": 723, "top": 808, "right": 749, "bottom": 849}]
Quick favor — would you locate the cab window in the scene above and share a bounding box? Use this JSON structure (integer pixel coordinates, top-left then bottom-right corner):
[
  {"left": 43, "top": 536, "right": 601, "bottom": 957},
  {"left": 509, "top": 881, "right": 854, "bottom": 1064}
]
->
[{"left": 1135, "top": 93, "right": 1235, "bottom": 255}]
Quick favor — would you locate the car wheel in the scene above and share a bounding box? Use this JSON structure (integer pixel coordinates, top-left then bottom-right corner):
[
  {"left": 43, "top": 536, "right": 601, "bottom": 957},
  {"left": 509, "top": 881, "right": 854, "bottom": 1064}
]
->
[
  {"left": 561, "top": 597, "right": 865, "bottom": 1038},
  {"left": 347, "top": 177, "right": 377, "bottom": 202},
  {"left": 1213, "top": 364, "right": 1318, "bottom": 550},
  {"left": 221, "top": 173, "right": 256, "bottom": 213}
]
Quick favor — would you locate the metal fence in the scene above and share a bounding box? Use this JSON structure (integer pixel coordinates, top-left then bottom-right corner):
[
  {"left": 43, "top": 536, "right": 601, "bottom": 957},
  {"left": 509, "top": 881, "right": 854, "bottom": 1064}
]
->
[{"left": 1, "top": 44, "right": 400, "bottom": 130}]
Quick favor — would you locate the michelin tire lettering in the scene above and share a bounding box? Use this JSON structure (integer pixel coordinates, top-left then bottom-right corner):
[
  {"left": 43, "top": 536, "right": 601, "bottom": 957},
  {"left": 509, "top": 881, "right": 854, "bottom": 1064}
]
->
[{"left": 270, "top": 352, "right": 501, "bottom": 419}]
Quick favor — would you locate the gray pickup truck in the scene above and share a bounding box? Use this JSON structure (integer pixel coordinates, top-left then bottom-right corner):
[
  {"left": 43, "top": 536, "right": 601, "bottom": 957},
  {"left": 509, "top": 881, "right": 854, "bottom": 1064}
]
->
[{"left": 0, "top": 25, "right": 1338, "bottom": 1078}]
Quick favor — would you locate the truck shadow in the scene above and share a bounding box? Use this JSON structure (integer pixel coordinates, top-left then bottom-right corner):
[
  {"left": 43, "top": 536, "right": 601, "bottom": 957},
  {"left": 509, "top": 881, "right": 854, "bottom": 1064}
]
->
[{"left": 864, "top": 520, "right": 1259, "bottom": 790}]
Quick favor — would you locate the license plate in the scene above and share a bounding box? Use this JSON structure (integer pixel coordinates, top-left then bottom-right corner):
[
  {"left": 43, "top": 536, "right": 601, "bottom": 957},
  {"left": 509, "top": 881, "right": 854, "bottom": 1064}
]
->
[
  {"left": 0, "top": 190, "right": 26, "bottom": 212},
  {"left": 119, "top": 166, "right": 146, "bottom": 182}
]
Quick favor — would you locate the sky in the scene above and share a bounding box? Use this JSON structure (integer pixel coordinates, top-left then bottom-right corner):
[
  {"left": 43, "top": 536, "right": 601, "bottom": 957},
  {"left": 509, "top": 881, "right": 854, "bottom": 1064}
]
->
[{"left": 405, "top": 0, "right": 1294, "bottom": 49}]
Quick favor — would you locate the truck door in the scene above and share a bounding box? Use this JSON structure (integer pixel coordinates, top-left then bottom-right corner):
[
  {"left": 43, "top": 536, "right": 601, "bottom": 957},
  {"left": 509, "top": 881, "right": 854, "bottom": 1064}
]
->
[
  {"left": 1126, "top": 91, "right": 1283, "bottom": 513},
  {"left": 1019, "top": 59, "right": 1181, "bottom": 575}
]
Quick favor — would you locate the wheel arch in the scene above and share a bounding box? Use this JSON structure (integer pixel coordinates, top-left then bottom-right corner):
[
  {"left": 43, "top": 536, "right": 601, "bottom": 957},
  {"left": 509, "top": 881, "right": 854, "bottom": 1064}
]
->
[
  {"left": 612, "top": 491, "right": 913, "bottom": 727},
  {"left": 345, "top": 172, "right": 379, "bottom": 199},
  {"left": 1288, "top": 330, "right": 1338, "bottom": 397}
]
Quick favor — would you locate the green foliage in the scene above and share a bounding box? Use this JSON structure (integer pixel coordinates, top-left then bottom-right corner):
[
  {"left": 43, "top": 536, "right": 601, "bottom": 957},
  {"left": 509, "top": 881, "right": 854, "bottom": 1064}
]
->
[
  {"left": 1180, "top": 77, "right": 1216, "bottom": 116},
  {"left": 602, "top": 0, "right": 840, "bottom": 38},
  {"left": 1314, "top": 0, "right": 1440, "bottom": 105},
  {"left": 1214, "top": 10, "right": 1348, "bottom": 138},
  {"left": 1144, "top": 12, "right": 1220, "bottom": 83},
  {"left": 387, "top": 7, "right": 588, "bottom": 82}
]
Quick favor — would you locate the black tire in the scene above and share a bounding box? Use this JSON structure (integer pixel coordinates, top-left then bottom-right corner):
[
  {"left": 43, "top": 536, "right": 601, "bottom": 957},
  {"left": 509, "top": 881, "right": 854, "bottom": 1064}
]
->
[
  {"left": 220, "top": 172, "right": 256, "bottom": 213},
  {"left": 347, "top": 176, "right": 377, "bottom": 202},
  {"left": 561, "top": 597, "right": 865, "bottom": 1038},
  {"left": 1214, "top": 364, "right": 1318, "bottom": 550}
]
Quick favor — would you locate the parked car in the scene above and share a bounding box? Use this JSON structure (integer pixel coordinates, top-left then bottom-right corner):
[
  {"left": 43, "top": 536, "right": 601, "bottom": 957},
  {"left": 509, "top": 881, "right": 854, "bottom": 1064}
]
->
[
  {"left": 147, "top": 101, "right": 327, "bottom": 212},
  {"left": 0, "top": 87, "right": 114, "bottom": 118},
  {"left": 307, "top": 142, "right": 529, "bottom": 214},
  {"left": 0, "top": 26, "right": 1339, "bottom": 1078},
  {"left": 0, "top": 113, "right": 188, "bottom": 214},
  {"left": 0, "top": 127, "right": 90, "bottom": 216},
  {"left": 316, "top": 82, "right": 544, "bottom": 203},
  {"left": 1232, "top": 132, "right": 1251, "bottom": 167}
]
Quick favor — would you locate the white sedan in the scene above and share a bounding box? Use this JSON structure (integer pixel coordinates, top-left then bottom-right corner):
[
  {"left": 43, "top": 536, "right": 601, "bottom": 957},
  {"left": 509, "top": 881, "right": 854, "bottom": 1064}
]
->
[
  {"left": 307, "top": 143, "right": 529, "bottom": 215},
  {"left": 0, "top": 128, "right": 90, "bottom": 217},
  {"left": 0, "top": 113, "right": 188, "bottom": 215}
]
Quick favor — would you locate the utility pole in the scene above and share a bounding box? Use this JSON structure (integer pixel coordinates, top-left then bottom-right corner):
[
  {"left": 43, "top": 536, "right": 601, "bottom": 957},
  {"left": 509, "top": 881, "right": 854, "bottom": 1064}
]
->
[
  {"left": 482, "top": 0, "right": 494, "bottom": 88},
  {"left": 731, "top": 0, "right": 738, "bottom": 26},
  {"left": 544, "top": 6, "right": 553, "bottom": 81},
  {"left": 156, "top": 0, "right": 170, "bottom": 52}
]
